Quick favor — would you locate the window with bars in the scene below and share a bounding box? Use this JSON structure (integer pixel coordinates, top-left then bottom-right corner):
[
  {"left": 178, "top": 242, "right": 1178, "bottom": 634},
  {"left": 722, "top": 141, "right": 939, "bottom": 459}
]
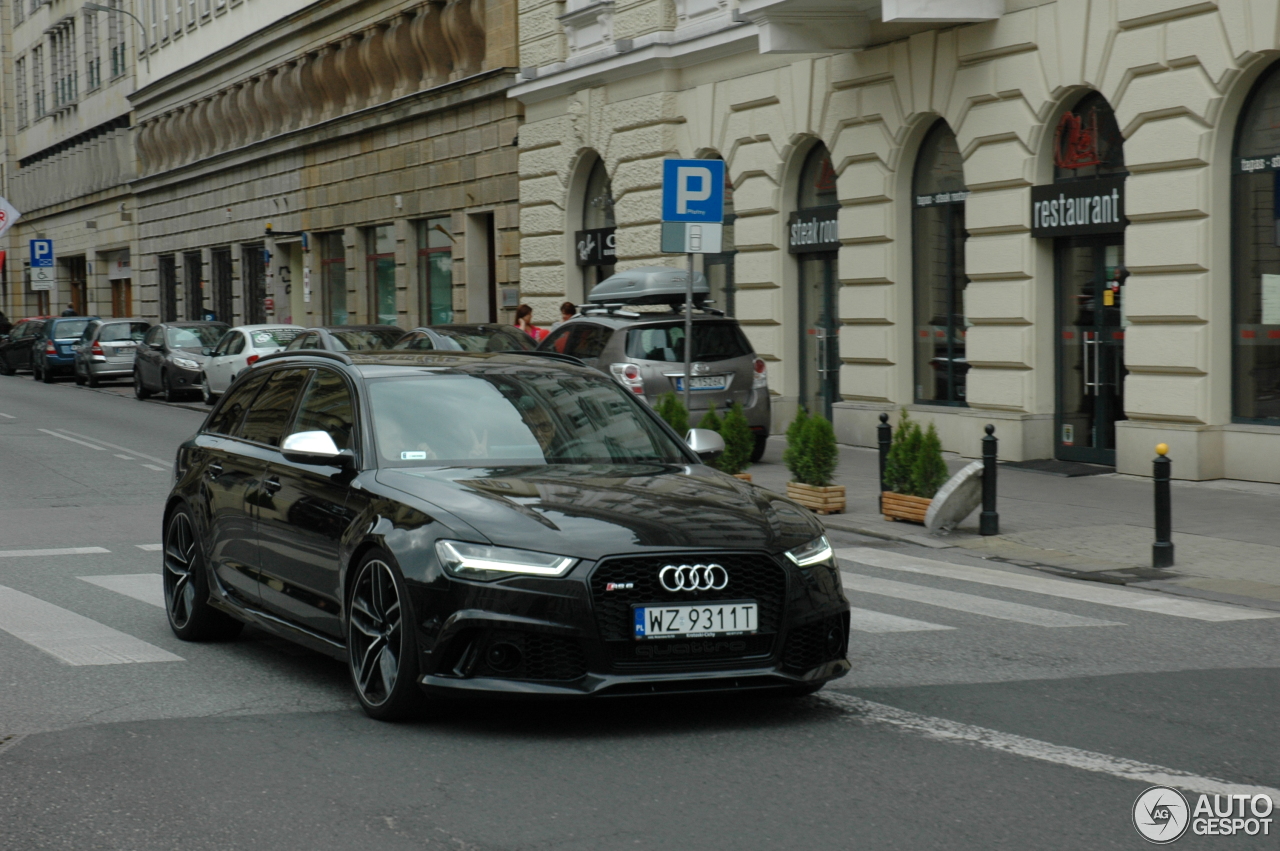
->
[
  {"left": 85, "top": 10, "right": 102, "bottom": 91},
  {"left": 15, "top": 57, "right": 28, "bottom": 129},
  {"left": 31, "top": 46, "right": 45, "bottom": 118},
  {"left": 108, "top": 0, "right": 127, "bottom": 79},
  {"left": 52, "top": 23, "right": 78, "bottom": 110}
]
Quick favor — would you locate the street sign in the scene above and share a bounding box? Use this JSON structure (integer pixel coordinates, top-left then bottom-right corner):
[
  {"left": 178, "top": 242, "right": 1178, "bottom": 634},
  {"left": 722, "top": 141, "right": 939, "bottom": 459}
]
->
[
  {"left": 661, "top": 159, "right": 725, "bottom": 223},
  {"left": 661, "top": 221, "right": 723, "bottom": 254},
  {"left": 30, "top": 239, "right": 55, "bottom": 291}
]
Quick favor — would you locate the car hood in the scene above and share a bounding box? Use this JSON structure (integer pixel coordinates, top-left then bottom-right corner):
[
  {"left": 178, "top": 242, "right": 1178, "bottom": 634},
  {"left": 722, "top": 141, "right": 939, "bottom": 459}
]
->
[{"left": 374, "top": 464, "right": 824, "bottom": 560}]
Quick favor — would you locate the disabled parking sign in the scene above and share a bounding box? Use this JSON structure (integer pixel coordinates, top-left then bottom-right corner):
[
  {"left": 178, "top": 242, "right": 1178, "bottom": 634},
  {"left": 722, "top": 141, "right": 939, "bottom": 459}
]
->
[
  {"left": 662, "top": 159, "right": 725, "bottom": 223},
  {"left": 30, "top": 239, "right": 54, "bottom": 291}
]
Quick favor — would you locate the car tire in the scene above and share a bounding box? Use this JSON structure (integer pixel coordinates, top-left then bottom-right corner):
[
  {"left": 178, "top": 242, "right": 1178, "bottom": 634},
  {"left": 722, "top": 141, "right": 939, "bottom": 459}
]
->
[
  {"left": 200, "top": 375, "right": 216, "bottom": 405},
  {"left": 163, "top": 507, "right": 244, "bottom": 642},
  {"left": 347, "top": 550, "right": 425, "bottom": 721},
  {"left": 750, "top": 432, "right": 769, "bottom": 463},
  {"left": 42, "top": 362, "right": 55, "bottom": 383},
  {"left": 161, "top": 372, "right": 178, "bottom": 403},
  {"left": 74, "top": 365, "right": 86, "bottom": 386},
  {"left": 87, "top": 370, "right": 100, "bottom": 388},
  {"left": 134, "top": 371, "right": 151, "bottom": 400},
  {"left": 32, "top": 360, "right": 41, "bottom": 381},
  {"left": 0, "top": 356, "right": 13, "bottom": 377}
]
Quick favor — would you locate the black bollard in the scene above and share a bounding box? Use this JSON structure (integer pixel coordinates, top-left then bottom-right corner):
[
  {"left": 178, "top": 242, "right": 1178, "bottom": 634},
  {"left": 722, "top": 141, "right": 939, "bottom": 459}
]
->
[
  {"left": 980, "top": 424, "right": 999, "bottom": 536},
  {"left": 1153, "top": 443, "right": 1174, "bottom": 568},
  {"left": 877, "top": 413, "right": 892, "bottom": 513}
]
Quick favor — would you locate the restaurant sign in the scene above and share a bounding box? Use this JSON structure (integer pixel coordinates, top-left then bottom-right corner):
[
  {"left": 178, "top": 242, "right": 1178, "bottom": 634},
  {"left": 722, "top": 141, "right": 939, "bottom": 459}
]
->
[
  {"left": 1030, "top": 175, "right": 1126, "bottom": 238},
  {"left": 788, "top": 206, "right": 840, "bottom": 254}
]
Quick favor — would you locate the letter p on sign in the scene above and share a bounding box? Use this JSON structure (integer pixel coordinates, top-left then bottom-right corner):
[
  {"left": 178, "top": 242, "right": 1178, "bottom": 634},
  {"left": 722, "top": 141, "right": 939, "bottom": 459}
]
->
[{"left": 662, "top": 159, "right": 725, "bottom": 224}]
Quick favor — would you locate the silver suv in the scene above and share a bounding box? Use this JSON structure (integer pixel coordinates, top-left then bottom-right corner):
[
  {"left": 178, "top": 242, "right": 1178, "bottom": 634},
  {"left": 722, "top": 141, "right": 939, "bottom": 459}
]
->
[{"left": 539, "top": 268, "right": 770, "bottom": 461}]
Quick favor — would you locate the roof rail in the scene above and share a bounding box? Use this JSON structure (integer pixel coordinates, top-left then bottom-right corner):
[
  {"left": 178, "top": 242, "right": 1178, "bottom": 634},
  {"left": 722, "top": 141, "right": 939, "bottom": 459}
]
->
[
  {"left": 518, "top": 350, "right": 587, "bottom": 367},
  {"left": 579, "top": 303, "right": 642, "bottom": 318},
  {"left": 254, "top": 350, "right": 354, "bottom": 367}
]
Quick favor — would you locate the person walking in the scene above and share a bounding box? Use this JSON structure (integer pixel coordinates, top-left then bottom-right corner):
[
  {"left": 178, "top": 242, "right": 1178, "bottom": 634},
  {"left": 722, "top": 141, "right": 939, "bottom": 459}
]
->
[
  {"left": 514, "top": 304, "right": 548, "bottom": 343},
  {"left": 550, "top": 301, "right": 576, "bottom": 330},
  {"left": 61, "top": 304, "right": 77, "bottom": 316}
]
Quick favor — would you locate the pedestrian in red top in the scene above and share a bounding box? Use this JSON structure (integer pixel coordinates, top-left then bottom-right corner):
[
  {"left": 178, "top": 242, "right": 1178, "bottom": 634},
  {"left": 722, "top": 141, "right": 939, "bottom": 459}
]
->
[{"left": 514, "top": 304, "right": 548, "bottom": 343}]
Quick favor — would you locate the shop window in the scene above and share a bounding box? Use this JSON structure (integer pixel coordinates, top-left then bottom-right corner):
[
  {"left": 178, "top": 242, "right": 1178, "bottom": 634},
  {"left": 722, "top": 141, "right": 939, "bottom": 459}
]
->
[
  {"left": 582, "top": 158, "right": 616, "bottom": 290},
  {"left": 318, "top": 234, "right": 347, "bottom": 325},
  {"left": 704, "top": 160, "right": 737, "bottom": 316},
  {"left": 417, "top": 217, "right": 454, "bottom": 326},
  {"left": 912, "top": 120, "right": 970, "bottom": 406},
  {"left": 1232, "top": 63, "right": 1280, "bottom": 424},
  {"left": 158, "top": 254, "right": 178, "bottom": 321},
  {"left": 367, "top": 225, "right": 397, "bottom": 326}
]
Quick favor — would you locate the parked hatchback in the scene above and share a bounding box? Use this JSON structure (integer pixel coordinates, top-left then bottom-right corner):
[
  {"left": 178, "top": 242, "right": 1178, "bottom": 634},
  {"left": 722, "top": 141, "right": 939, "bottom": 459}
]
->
[
  {"left": 199, "top": 324, "right": 305, "bottom": 404},
  {"left": 32, "top": 316, "right": 98, "bottom": 383},
  {"left": 540, "top": 267, "right": 771, "bottom": 461},
  {"left": 392, "top": 324, "right": 536, "bottom": 353},
  {"left": 73, "top": 319, "right": 152, "bottom": 387},
  {"left": 134, "top": 321, "right": 229, "bottom": 402},
  {"left": 284, "top": 326, "right": 406, "bottom": 353},
  {"left": 0, "top": 317, "right": 54, "bottom": 376}
]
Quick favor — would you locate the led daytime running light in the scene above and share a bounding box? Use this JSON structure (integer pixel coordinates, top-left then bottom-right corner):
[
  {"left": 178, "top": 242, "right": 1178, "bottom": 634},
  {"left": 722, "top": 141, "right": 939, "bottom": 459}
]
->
[
  {"left": 436, "top": 540, "right": 577, "bottom": 578},
  {"left": 786, "top": 535, "right": 834, "bottom": 567}
]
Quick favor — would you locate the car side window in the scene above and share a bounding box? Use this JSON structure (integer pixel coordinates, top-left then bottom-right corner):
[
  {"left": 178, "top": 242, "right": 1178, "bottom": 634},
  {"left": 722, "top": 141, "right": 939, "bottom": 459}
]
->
[
  {"left": 563, "top": 324, "right": 611, "bottom": 360},
  {"left": 227, "top": 334, "right": 246, "bottom": 356},
  {"left": 144, "top": 327, "right": 163, "bottom": 347},
  {"left": 238, "top": 369, "right": 309, "bottom": 447},
  {"left": 543, "top": 325, "right": 572, "bottom": 354},
  {"left": 301, "top": 334, "right": 320, "bottom": 350},
  {"left": 205, "top": 371, "right": 271, "bottom": 437},
  {"left": 394, "top": 332, "right": 433, "bottom": 351},
  {"left": 288, "top": 369, "right": 356, "bottom": 451}
]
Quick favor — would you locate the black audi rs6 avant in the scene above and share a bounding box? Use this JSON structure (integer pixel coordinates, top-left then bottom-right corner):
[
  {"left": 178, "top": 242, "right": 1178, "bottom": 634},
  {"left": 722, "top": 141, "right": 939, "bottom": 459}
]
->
[{"left": 163, "top": 350, "right": 850, "bottom": 719}]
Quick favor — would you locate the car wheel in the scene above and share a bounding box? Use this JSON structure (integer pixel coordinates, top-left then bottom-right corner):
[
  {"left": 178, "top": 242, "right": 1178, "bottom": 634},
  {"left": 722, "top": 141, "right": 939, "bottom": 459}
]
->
[
  {"left": 134, "top": 371, "right": 151, "bottom": 400},
  {"left": 161, "top": 372, "right": 178, "bottom": 403},
  {"left": 0, "top": 356, "right": 13, "bottom": 377},
  {"left": 347, "top": 550, "right": 424, "bottom": 721},
  {"left": 32, "top": 360, "right": 41, "bottom": 381},
  {"left": 750, "top": 432, "right": 769, "bottom": 464},
  {"left": 200, "top": 375, "right": 216, "bottom": 405},
  {"left": 87, "top": 370, "right": 100, "bottom": 388},
  {"left": 163, "top": 507, "right": 244, "bottom": 641},
  {"left": 42, "top": 362, "right": 55, "bottom": 383},
  {"left": 74, "top": 364, "right": 86, "bottom": 386}
]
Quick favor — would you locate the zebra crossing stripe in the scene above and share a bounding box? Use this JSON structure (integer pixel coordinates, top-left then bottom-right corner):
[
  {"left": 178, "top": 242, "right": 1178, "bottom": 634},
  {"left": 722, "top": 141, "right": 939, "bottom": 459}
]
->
[
  {"left": 0, "top": 586, "right": 182, "bottom": 665},
  {"left": 79, "top": 575, "right": 165, "bottom": 609},
  {"left": 837, "top": 547, "right": 1279, "bottom": 622},
  {"left": 842, "top": 572, "right": 1123, "bottom": 628},
  {"left": 846, "top": 605, "right": 954, "bottom": 634},
  {"left": 0, "top": 547, "right": 110, "bottom": 558}
]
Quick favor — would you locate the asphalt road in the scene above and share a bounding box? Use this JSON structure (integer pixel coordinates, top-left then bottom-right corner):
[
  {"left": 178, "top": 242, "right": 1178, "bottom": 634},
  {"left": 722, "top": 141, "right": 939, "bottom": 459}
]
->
[{"left": 1, "top": 372, "right": 1277, "bottom": 850}]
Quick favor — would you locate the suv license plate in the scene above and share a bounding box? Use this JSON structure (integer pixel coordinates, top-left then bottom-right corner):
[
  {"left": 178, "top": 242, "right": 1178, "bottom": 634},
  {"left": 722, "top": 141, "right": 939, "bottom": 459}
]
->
[
  {"left": 634, "top": 601, "right": 757, "bottom": 639},
  {"left": 673, "top": 375, "right": 727, "bottom": 392}
]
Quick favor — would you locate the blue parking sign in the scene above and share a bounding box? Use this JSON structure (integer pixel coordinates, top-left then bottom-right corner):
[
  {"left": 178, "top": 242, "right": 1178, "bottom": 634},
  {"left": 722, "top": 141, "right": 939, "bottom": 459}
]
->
[
  {"left": 661, "top": 159, "right": 725, "bottom": 223},
  {"left": 30, "top": 239, "right": 54, "bottom": 268}
]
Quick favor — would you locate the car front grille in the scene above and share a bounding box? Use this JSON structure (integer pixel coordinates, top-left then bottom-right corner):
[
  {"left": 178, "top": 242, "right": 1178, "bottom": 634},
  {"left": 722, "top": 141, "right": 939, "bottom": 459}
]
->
[
  {"left": 590, "top": 552, "right": 788, "bottom": 670},
  {"left": 780, "top": 613, "right": 849, "bottom": 672}
]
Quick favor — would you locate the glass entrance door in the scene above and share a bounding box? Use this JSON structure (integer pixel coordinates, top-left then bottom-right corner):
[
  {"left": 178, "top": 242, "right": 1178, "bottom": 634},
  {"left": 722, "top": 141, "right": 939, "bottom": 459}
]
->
[
  {"left": 799, "top": 251, "right": 840, "bottom": 419},
  {"left": 1056, "top": 237, "right": 1126, "bottom": 464}
]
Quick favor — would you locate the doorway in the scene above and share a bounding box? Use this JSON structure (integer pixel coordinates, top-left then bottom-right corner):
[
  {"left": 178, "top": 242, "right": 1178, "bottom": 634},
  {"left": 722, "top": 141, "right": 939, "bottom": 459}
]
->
[
  {"left": 1056, "top": 236, "right": 1126, "bottom": 465},
  {"left": 798, "top": 252, "right": 840, "bottom": 420}
]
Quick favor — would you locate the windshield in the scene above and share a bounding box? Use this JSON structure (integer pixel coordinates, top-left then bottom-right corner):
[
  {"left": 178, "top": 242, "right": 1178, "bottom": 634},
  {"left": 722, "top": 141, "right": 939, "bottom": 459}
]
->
[
  {"left": 624, "top": 322, "right": 752, "bottom": 363},
  {"left": 395, "top": 327, "right": 535, "bottom": 353},
  {"left": 167, "top": 325, "right": 227, "bottom": 350},
  {"left": 246, "top": 328, "right": 304, "bottom": 349},
  {"left": 53, "top": 319, "right": 92, "bottom": 340},
  {"left": 331, "top": 328, "right": 403, "bottom": 351},
  {"left": 99, "top": 322, "right": 150, "bottom": 343},
  {"left": 369, "top": 370, "right": 688, "bottom": 466}
]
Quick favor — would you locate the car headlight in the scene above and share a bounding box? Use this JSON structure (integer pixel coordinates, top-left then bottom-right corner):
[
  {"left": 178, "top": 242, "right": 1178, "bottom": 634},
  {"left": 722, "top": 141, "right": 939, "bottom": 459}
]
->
[
  {"left": 172, "top": 357, "right": 201, "bottom": 371},
  {"left": 435, "top": 540, "right": 578, "bottom": 581},
  {"left": 785, "top": 534, "right": 834, "bottom": 567}
]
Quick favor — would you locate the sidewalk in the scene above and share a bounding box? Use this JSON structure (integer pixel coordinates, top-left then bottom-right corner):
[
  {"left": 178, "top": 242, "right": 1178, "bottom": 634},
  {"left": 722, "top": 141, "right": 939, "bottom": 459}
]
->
[{"left": 748, "top": 438, "right": 1280, "bottom": 611}]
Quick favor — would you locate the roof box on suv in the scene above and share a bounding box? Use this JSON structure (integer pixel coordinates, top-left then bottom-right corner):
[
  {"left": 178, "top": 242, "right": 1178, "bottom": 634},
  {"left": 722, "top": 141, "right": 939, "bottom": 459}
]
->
[{"left": 587, "top": 266, "right": 709, "bottom": 306}]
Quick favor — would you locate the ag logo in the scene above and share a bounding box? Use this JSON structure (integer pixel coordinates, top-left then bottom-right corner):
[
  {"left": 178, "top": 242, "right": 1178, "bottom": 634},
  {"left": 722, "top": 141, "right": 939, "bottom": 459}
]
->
[{"left": 1133, "top": 786, "right": 1190, "bottom": 844}]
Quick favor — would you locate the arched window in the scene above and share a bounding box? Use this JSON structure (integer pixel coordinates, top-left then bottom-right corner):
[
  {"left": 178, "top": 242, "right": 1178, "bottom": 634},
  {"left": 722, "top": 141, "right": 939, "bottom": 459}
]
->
[
  {"left": 912, "top": 120, "right": 969, "bottom": 405},
  {"left": 704, "top": 155, "right": 736, "bottom": 315},
  {"left": 1232, "top": 64, "right": 1280, "bottom": 423},
  {"left": 581, "top": 157, "right": 616, "bottom": 290},
  {"left": 792, "top": 144, "right": 840, "bottom": 418}
]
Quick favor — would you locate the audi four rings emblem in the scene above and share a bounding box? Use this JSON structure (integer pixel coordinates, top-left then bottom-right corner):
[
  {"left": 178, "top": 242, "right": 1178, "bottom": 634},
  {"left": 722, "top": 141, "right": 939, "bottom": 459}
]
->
[{"left": 659, "top": 564, "right": 729, "bottom": 592}]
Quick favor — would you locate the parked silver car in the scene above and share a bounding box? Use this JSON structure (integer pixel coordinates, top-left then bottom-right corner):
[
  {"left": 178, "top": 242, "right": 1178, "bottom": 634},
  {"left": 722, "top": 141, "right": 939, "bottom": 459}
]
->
[
  {"left": 539, "top": 267, "right": 771, "bottom": 461},
  {"left": 73, "top": 319, "right": 152, "bottom": 387}
]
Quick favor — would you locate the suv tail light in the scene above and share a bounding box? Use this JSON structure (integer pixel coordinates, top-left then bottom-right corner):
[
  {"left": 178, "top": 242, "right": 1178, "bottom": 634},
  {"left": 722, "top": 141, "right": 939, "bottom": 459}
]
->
[
  {"left": 45, "top": 340, "right": 56, "bottom": 354},
  {"left": 91, "top": 341, "right": 105, "bottom": 357},
  {"left": 609, "top": 363, "right": 645, "bottom": 395},
  {"left": 245, "top": 355, "right": 260, "bottom": 367},
  {"left": 752, "top": 357, "right": 768, "bottom": 389}
]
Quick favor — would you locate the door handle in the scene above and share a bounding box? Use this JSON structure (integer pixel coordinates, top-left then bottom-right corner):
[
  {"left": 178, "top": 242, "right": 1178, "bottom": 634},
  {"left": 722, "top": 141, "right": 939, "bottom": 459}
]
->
[
  {"left": 206, "top": 461, "right": 223, "bottom": 478},
  {"left": 263, "top": 477, "right": 282, "bottom": 494},
  {"left": 1081, "top": 333, "right": 1091, "bottom": 393}
]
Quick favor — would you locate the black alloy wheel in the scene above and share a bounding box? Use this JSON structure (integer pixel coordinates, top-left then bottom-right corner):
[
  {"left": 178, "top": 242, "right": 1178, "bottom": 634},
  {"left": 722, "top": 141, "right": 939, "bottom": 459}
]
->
[
  {"left": 163, "top": 508, "right": 243, "bottom": 641},
  {"left": 134, "top": 371, "right": 151, "bottom": 399},
  {"left": 347, "top": 551, "right": 424, "bottom": 720}
]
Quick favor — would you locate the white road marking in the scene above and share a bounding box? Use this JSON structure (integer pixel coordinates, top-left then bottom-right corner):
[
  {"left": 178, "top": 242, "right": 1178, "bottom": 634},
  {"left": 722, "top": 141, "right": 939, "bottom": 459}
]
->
[
  {"left": 842, "top": 572, "right": 1122, "bottom": 628},
  {"left": 823, "top": 692, "right": 1280, "bottom": 798},
  {"left": 0, "top": 547, "right": 110, "bottom": 558},
  {"left": 114, "top": 454, "right": 136, "bottom": 460},
  {"left": 836, "top": 547, "right": 1279, "bottom": 622},
  {"left": 56, "top": 429, "right": 170, "bottom": 465},
  {"left": 38, "top": 429, "right": 106, "bottom": 450},
  {"left": 141, "top": 464, "right": 167, "bottom": 472},
  {"left": 0, "top": 586, "right": 182, "bottom": 665},
  {"left": 79, "top": 574, "right": 165, "bottom": 609},
  {"left": 135, "top": 544, "right": 163, "bottom": 552},
  {"left": 846, "top": 606, "right": 954, "bottom": 634},
  {"left": 0, "top": 413, "right": 14, "bottom": 419}
]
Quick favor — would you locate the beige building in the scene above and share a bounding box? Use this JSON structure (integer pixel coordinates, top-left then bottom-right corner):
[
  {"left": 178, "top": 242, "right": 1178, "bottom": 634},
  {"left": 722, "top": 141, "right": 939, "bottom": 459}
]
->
[
  {"left": 511, "top": 0, "right": 1280, "bottom": 482},
  {"left": 130, "top": 0, "right": 521, "bottom": 331}
]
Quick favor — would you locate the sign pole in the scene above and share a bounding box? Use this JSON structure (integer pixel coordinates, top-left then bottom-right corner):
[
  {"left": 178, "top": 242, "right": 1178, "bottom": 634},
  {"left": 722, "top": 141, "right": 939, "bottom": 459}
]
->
[{"left": 684, "top": 251, "right": 694, "bottom": 415}]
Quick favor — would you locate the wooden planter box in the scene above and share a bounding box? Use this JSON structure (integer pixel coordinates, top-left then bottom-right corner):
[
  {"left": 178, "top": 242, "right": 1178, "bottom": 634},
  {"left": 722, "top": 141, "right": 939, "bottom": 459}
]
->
[
  {"left": 882, "top": 492, "right": 931, "bottom": 524},
  {"left": 787, "top": 482, "right": 845, "bottom": 515},
  {"left": 733, "top": 473, "right": 753, "bottom": 482}
]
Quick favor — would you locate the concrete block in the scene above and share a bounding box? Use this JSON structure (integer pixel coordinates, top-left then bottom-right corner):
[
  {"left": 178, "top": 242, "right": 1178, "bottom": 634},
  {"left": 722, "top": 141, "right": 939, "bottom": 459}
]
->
[
  {"left": 1125, "top": 323, "right": 1208, "bottom": 373},
  {"left": 1123, "top": 272, "right": 1209, "bottom": 322},
  {"left": 842, "top": 324, "right": 893, "bottom": 362},
  {"left": 1126, "top": 218, "right": 1209, "bottom": 272},
  {"left": 968, "top": 324, "right": 1033, "bottom": 367},
  {"left": 1124, "top": 372, "right": 1209, "bottom": 423},
  {"left": 1126, "top": 167, "right": 1209, "bottom": 219},
  {"left": 841, "top": 283, "right": 895, "bottom": 323},
  {"left": 963, "top": 279, "right": 1033, "bottom": 324},
  {"left": 966, "top": 366, "right": 1031, "bottom": 411}
]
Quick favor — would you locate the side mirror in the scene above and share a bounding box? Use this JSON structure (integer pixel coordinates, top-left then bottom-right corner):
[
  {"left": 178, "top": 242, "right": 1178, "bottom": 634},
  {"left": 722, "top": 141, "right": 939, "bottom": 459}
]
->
[
  {"left": 150, "top": 341, "right": 164, "bottom": 350},
  {"left": 203, "top": 347, "right": 215, "bottom": 356},
  {"left": 686, "top": 428, "right": 725, "bottom": 464},
  {"left": 281, "top": 430, "right": 355, "bottom": 469}
]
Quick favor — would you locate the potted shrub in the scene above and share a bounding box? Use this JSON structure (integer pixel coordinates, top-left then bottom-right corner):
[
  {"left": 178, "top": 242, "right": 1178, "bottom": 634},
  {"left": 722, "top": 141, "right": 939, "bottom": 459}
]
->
[
  {"left": 717, "top": 403, "right": 755, "bottom": 480},
  {"left": 784, "top": 409, "right": 845, "bottom": 514},
  {"left": 654, "top": 392, "right": 689, "bottom": 437},
  {"left": 881, "top": 410, "right": 948, "bottom": 523}
]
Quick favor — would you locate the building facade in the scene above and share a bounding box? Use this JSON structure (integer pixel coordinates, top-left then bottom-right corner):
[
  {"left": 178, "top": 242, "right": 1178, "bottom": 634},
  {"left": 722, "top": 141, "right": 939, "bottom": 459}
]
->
[
  {"left": 511, "top": 0, "right": 1280, "bottom": 482},
  {"left": 1, "top": 0, "right": 140, "bottom": 322},
  {"left": 129, "top": 0, "right": 521, "bottom": 332}
]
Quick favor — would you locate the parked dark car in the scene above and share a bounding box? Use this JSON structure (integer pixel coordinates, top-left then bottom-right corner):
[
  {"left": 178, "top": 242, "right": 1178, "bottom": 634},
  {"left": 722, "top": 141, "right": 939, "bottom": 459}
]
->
[
  {"left": 391, "top": 324, "right": 536, "bottom": 353},
  {"left": 0, "top": 317, "right": 54, "bottom": 376},
  {"left": 134, "top": 321, "right": 229, "bottom": 402},
  {"left": 162, "top": 350, "right": 849, "bottom": 719},
  {"left": 74, "top": 319, "right": 152, "bottom": 387},
  {"left": 283, "top": 326, "right": 406, "bottom": 353},
  {"left": 32, "top": 316, "right": 97, "bottom": 383}
]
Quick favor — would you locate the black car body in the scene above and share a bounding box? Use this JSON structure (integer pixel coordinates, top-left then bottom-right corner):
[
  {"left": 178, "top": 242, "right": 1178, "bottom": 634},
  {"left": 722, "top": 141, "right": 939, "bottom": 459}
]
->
[
  {"left": 134, "top": 321, "right": 229, "bottom": 402},
  {"left": 163, "top": 351, "right": 849, "bottom": 718},
  {"left": 0, "top": 317, "right": 53, "bottom": 376},
  {"left": 392, "top": 324, "right": 536, "bottom": 353},
  {"left": 284, "top": 326, "right": 406, "bottom": 352}
]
